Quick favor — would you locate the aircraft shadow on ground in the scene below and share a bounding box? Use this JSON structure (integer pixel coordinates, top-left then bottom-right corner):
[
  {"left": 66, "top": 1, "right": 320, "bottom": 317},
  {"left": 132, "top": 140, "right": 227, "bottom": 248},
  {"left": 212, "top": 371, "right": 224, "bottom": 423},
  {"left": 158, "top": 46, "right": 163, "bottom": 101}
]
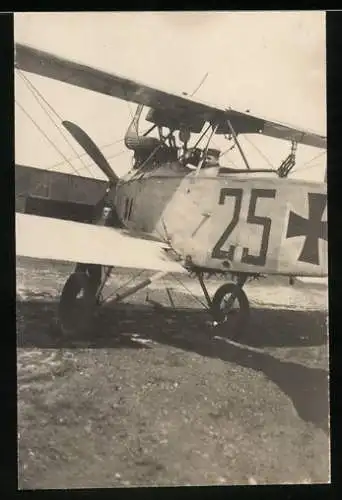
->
[{"left": 17, "top": 300, "right": 329, "bottom": 433}]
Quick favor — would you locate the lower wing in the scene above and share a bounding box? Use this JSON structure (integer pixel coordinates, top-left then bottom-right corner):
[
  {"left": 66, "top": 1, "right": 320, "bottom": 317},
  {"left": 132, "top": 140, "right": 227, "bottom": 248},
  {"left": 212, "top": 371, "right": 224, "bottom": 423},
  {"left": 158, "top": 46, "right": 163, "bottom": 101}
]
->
[{"left": 15, "top": 213, "right": 186, "bottom": 274}]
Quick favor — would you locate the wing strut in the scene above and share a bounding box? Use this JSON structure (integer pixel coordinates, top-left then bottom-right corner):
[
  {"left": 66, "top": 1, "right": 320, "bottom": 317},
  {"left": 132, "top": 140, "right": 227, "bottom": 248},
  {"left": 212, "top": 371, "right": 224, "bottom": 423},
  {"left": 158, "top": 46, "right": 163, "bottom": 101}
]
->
[
  {"left": 226, "top": 119, "right": 251, "bottom": 170},
  {"left": 195, "top": 123, "right": 220, "bottom": 176}
]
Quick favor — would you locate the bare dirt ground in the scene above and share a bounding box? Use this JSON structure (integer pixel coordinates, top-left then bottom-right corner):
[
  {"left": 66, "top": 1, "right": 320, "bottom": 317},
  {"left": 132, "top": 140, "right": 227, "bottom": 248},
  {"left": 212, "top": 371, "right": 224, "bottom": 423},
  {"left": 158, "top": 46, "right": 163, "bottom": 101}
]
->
[{"left": 16, "top": 256, "right": 329, "bottom": 488}]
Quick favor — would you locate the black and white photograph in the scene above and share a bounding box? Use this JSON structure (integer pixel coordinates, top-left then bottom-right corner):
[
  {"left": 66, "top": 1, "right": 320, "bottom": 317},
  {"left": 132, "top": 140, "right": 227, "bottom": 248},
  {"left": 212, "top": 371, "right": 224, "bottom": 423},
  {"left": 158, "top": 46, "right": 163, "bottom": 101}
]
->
[{"left": 15, "top": 11, "right": 328, "bottom": 488}]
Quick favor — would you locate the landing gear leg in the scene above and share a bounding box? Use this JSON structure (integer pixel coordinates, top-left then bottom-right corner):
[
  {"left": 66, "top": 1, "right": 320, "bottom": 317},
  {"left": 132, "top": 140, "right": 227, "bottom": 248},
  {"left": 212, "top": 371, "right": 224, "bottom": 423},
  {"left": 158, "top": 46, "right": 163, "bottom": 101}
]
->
[{"left": 58, "top": 264, "right": 112, "bottom": 336}]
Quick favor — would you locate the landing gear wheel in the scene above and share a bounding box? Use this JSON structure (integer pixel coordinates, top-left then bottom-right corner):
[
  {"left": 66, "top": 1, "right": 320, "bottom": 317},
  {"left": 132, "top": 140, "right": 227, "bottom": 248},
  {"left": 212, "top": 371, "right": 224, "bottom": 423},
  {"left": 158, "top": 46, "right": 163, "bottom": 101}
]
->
[
  {"left": 74, "top": 263, "right": 102, "bottom": 297},
  {"left": 58, "top": 272, "right": 98, "bottom": 336},
  {"left": 210, "top": 283, "right": 250, "bottom": 339}
]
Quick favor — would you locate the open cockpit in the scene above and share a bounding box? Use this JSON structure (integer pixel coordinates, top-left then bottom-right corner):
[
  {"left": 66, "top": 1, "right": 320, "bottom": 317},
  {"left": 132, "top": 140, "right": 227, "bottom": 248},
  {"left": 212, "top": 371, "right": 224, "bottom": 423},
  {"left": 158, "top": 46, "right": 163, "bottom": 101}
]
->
[{"left": 123, "top": 104, "right": 299, "bottom": 179}]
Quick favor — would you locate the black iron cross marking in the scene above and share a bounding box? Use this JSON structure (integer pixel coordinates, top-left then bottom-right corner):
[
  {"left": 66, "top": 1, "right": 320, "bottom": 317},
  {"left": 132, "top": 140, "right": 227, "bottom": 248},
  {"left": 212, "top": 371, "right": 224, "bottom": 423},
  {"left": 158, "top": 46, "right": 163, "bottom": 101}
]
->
[{"left": 286, "top": 192, "right": 327, "bottom": 266}]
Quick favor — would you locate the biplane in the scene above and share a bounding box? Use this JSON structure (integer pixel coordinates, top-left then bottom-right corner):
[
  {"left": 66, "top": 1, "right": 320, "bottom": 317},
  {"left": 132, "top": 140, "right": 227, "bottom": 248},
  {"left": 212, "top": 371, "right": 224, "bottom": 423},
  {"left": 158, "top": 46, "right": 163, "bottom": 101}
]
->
[{"left": 15, "top": 43, "right": 328, "bottom": 338}]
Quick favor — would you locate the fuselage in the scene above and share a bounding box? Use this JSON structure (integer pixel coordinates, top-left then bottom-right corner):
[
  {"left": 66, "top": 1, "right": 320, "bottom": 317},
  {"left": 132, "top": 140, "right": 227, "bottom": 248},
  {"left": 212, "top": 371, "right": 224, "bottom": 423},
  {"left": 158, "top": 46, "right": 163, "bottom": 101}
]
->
[{"left": 113, "top": 161, "right": 328, "bottom": 278}]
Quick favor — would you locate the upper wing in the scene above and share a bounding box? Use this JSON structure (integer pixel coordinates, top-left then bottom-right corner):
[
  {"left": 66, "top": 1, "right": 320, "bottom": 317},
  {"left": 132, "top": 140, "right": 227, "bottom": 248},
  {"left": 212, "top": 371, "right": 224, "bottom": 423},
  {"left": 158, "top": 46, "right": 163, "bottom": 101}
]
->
[
  {"left": 15, "top": 43, "right": 326, "bottom": 149},
  {"left": 15, "top": 213, "right": 186, "bottom": 274}
]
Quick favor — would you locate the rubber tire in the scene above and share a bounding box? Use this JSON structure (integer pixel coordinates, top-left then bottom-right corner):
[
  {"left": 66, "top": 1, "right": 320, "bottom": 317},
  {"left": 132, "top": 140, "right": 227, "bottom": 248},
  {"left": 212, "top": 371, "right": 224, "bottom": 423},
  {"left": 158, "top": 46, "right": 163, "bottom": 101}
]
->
[
  {"left": 210, "top": 282, "right": 250, "bottom": 339},
  {"left": 74, "top": 263, "right": 102, "bottom": 294},
  {"left": 58, "top": 272, "right": 98, "bottom": 337}
]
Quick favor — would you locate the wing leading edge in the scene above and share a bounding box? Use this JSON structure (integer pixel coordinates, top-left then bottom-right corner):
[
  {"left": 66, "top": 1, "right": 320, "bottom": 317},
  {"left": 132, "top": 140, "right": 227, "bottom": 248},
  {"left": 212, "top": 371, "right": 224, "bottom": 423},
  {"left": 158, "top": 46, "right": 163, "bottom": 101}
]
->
[
  {"left": 15, "top": 213, "right": 186, "bottom": 274},
  {"left": 15, "top": 43, "right": 326, "bottom": 149}
]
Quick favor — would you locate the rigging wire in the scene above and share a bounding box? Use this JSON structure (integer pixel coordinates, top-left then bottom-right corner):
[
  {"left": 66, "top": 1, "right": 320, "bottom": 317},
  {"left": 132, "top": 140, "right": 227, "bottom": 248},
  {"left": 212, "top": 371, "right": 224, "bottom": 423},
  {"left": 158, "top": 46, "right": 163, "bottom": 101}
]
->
[
  {"left": 17, "top": 70, "right": 95, "bottom": 178},
  {"left": 242, "top": 134, "right": 274, "bottom": 169},
  {"left": 229, "top": 131, "right": 326, "bottom": 176},
  {"left": 124, "top": 90, "right": 139, "bottom": 136},
  {"left": 219, "top": 143, "right": 240, "bottom": 169},
  {"left": 100, "top": 269, "right": 146, "bottom": 304},
  {"left": 23, "top": 105, "right": 157, "bottom": 176},
  {"left": 291, "top": 150, "right": 326, "bottom": 173},
  {"left": 105, "top": 149, "right": 131, "bottom": 162},
  {"left": 15, "top": 100, "right": 83, "bottom": 177},
  {"left": 291, "top": 163, "right": 323, "bottom": 174},
  {"left": 30, "top": 129, "right": 155, "bottom": 177},
  {"left": 16, "top": 68, "right": 142, "bottom": 201},
  {"left": 169, "top": 273, "right": 209, "bottom": 310},
  {"left": 15, "top": 100, "right": 92, "bottom": 198},
  {"left": 219, "top": 143, "right": 235, "bottom": 158},
  {"left": 17, "top": 70, "right": 63, "bottom": 123}
]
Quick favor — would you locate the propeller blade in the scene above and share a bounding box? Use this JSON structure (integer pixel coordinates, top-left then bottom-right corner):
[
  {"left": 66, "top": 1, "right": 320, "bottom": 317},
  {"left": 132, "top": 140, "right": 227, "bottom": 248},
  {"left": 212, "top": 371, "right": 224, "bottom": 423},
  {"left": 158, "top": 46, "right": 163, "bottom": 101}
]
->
[{"left": 62, "top": 120, "right": 119, "bottom": 185}]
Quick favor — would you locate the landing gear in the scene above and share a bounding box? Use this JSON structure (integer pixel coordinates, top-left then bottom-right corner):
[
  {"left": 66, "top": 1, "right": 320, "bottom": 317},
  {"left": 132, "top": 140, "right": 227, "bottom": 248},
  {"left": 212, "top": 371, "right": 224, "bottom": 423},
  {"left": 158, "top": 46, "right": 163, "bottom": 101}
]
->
[
  {"left": 196, "top": 271, "right": 250, "bottom": 339},
  {"left": 57, "top": 266, "right": 166, "bottom": 337},
  {"left": 57, "top": 263, "right": 251, "bottom": 340},
  {"left": 58, "top": 264, "right": 109, "bottom": 336},
  {"left": 210, "top": 282, "right": 250, "bottom": 338}
]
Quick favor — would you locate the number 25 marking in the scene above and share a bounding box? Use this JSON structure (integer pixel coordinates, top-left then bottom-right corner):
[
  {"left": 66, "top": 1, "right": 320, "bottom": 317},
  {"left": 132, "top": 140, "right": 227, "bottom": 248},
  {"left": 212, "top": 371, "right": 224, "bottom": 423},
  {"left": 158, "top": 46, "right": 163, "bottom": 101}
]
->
[{"left": 211, "top": 187, "right": 276, "bottom": 267}]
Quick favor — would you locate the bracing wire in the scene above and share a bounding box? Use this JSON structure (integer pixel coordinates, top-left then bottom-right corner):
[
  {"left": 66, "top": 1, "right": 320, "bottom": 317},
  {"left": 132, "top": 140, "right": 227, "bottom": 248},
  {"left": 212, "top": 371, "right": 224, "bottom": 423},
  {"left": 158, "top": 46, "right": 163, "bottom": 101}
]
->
[
  {"left": 24, "top": 125, "right": 154, "bottom": 176},
  {"left": 17, "top": 70, "right": 95, "bottom": 178},
  {"left": 242, "top": 134, "right": 274, "bottom": 169},
  {"left": 18, "top": 70, "right": 63, "bottom": 123},
  {"left": 169, "top": 273, "right": 209, "bottom": 310},
  {"left": 291, "top": 150, "right": 326, "bottom": 173},
  {"left": 219, "top": 143, "right": 240, "bottom": 169},
  {"left": 15, "top": 100, "right": 83, "bottom": 177},
  {"left": 126, "top": 100, "right": 139, "bottom": 135},
  {"left": 237, "top": 133, "right": 326, "bottom": 176},
  {"left": 28, "top": 132, "right": 137, "bottom": 176},
  {"left": 15, "top": 100, "right": 94, "bottom": 198},
  {"left": 101, "top": 269, "right": 146, "bottom": 304},
  {"left": 16, "top": 68, "right": 139, "bottom": 202}
]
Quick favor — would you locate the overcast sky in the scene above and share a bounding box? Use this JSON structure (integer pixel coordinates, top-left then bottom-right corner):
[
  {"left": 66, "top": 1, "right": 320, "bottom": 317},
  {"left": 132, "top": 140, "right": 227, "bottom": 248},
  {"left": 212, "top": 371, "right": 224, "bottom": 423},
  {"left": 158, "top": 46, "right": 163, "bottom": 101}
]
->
[{"left": 14, "top": 11, "right": 326, "bottom": 181}]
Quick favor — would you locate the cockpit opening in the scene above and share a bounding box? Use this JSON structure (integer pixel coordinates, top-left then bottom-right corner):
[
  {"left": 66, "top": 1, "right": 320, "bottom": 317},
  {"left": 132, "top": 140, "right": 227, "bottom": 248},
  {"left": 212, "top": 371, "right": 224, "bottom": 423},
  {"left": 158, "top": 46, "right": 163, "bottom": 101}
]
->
[{"left": 124, "top": 104, "right": 280, "bottom": 177}]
